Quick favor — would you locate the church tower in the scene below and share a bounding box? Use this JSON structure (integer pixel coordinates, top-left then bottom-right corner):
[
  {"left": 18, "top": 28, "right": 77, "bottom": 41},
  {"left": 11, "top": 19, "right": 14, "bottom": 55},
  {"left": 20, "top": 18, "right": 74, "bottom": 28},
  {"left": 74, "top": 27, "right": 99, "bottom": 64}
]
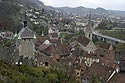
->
[
  {"left": 17, "top": 20, "right": 36, "bottom": 60},
  {"left": 84, "top": 10, "right": 93, "bottom": 40}
]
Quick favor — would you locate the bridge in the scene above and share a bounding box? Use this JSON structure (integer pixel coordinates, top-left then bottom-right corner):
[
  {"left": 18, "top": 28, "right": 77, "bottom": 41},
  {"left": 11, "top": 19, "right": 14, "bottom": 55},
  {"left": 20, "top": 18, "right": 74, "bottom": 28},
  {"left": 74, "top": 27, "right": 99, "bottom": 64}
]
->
[
  {"left": 90, "top": 21, "right": 125, "bottom": 45},
  {"left": 92, "top": 31, "right": 125, "bottom": 45}
]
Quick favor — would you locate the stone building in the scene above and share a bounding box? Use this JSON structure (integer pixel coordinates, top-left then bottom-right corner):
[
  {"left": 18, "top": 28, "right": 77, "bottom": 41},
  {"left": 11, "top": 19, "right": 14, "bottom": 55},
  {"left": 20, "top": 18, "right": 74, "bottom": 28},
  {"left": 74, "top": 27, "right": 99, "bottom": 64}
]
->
[{"left": 17, "top": 20, "right": 36, "bottom": 60}]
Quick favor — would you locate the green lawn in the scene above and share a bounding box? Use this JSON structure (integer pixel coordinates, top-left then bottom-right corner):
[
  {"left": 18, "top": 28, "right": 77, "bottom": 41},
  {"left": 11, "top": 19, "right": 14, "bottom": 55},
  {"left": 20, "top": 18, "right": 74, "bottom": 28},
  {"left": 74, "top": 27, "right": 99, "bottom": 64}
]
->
[{"left": 100, "top": 30, "right": 125, "bottom": 40}]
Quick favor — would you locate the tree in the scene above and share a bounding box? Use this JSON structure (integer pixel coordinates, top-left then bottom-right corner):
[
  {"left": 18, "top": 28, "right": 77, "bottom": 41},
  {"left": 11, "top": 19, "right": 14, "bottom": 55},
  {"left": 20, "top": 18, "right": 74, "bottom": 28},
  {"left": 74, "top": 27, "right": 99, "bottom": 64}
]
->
[
  {"left": 116, "top": 43, "right": 125, "bottom": 50},
  {"left": 90, "top": 75, "right": 101, "bottom": 83}
]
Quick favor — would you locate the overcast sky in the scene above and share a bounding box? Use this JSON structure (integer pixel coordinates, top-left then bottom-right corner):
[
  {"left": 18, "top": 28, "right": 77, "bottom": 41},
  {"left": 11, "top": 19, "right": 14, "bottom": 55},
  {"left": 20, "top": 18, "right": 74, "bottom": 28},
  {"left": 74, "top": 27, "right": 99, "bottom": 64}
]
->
[{"left": 40, "top": 0, "right": 125, "bottom": 11}]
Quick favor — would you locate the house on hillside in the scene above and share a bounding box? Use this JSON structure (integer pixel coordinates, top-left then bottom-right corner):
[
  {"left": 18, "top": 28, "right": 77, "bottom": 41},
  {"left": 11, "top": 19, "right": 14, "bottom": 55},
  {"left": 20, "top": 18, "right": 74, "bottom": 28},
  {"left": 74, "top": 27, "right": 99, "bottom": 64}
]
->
[
  {"left": 48, "top": 27, "right": 59, "bottom": 40},
  {"left": 0, "top": 31, "right": 14, "bottom": 39}
]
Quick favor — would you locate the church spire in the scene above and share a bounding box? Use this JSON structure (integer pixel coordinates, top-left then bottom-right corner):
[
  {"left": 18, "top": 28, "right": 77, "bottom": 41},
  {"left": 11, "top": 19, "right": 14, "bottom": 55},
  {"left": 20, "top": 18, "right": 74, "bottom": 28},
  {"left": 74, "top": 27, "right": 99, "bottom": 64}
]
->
[
  {"left": 84, "top": 10, "right": 93, "bottom": 40},
  {"left": 88, "top": 10, "right": 92, "bottom": 32}
]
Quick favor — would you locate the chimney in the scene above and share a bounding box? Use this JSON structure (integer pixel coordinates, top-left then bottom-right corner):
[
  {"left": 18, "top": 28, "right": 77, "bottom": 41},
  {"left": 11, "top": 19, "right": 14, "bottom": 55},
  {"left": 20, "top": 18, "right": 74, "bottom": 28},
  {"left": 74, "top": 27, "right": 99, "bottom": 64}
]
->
[
  {"left": 23, "top": 20, "right": 27, "bottom": 28},
  {"left": 24, "top": 10, "right": 27, "bottom": 28}
]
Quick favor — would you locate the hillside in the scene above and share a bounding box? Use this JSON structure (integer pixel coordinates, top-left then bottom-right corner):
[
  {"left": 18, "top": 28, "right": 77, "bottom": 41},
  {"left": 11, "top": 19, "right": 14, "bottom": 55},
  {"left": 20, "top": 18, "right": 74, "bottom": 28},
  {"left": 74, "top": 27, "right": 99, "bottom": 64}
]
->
[
  {"left": 0, "top": 0, "right": 62, "bottom": 35},
  {"left": 0, "top": 60, "right": 78, "bottom": 83},
  {"left": 57, "top": 6, "right": 125, "bottom": 17}
]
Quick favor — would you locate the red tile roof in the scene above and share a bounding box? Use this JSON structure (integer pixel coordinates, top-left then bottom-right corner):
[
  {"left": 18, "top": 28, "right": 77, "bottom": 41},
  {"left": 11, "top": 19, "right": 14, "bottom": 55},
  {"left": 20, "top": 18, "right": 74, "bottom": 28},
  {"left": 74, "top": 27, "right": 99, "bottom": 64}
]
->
[
  {"left": 38, "top": 44, "right": 49, "bottom": 51},
  {"left": 56, "top": 43, "right": 70, "bottom": 56},
  {"left": 96, "top": 42, "right": 113, "bottom": 50},
  {"left": 77, "top": 36, "right": 90, "bottom": 47},
  {"left": 108, "top": 73, "right": 125, "bottom": 83},
  {"left": 82, "top": 62, "right": 114, "bottom": 81}
]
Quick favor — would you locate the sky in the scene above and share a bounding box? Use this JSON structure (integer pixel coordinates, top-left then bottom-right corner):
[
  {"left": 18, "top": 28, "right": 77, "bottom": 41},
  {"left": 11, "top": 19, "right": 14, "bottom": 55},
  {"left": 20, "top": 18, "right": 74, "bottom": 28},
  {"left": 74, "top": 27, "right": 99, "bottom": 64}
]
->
[{"left": 40, "top": 0, "right": 125, "bottom": 11}]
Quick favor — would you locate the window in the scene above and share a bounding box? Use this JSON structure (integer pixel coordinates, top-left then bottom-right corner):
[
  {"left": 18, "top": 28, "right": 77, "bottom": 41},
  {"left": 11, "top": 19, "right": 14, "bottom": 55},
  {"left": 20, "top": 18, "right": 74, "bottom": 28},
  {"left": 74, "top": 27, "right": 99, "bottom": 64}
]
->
[
  {"left": 89, "top": 34, "right": 91, "bottom": 37},
  {"left": 100, "top": 55, "right": 104, "bottom": 57},
  {"left": 56, "top": 59, "right": 59, "bottom": 62},
  {"left": 45, "top": 62, "right": 48, "bottom": 66}
]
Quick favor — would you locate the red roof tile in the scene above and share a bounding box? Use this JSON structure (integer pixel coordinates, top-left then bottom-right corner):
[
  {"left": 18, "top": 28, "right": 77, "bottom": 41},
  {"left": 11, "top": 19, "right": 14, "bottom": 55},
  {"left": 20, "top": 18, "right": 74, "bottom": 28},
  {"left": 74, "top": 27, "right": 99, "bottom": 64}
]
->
[{"left": 108, "top": 73, "right": 125, "bottom": 83}]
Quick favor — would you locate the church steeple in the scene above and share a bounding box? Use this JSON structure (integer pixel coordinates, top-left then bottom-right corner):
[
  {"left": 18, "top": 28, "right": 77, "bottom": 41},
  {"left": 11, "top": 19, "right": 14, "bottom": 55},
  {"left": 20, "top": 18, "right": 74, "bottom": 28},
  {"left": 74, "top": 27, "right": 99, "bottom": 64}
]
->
[
  {"left": 88, "top": 10, "right": 92, "bottom": 32},
  {"left": 84, "top": 10, "right": 93, "bottom": 40}
]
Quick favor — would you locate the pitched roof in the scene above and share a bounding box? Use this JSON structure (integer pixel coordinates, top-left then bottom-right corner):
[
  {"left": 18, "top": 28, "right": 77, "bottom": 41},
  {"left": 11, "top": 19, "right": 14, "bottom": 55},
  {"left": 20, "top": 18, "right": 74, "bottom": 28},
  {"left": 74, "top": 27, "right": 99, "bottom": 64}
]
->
[
  {"left": 36, "top": 55, "right": 59, "bottom": 67},
  {"left": 36, "top": 36, "right": 49, "bottom": 47},
  {"left": 96, "top": 42, "right": 112, "bottom": 50},
  {"left": 51, "top": 53, "right": 60, "bottom": 60},
  {"left": 108, "top": 73, "right": 125, "bottom": 83},
  {"left": 56, "top": 43, "right": 70, "bottom": 56},
  {"left": 60, "top": 56, "right": 78, "bottom": 64},
  {"left": 72, "top": 46, "right": 86, "bottom": 56},
  {"left": 44, "top": 44, "right": 57, "bottom": 54},
  {"left": 50, "top": 33, "right": 58, "bottom": 38},
  {"left": 18, "top": 27, "right": 34, "bottom": 38},
  {"left": 38, "top": 44, "right": 49, "bottom": 51},
  {"left": 77, "top": 36, "right": 90, "bottom": 47},
  {"left": 81, "top": 63, "right": 87, "bottom": 75},
  {"left": 82, "top": 62, "right": 114, "bottom": 81}
]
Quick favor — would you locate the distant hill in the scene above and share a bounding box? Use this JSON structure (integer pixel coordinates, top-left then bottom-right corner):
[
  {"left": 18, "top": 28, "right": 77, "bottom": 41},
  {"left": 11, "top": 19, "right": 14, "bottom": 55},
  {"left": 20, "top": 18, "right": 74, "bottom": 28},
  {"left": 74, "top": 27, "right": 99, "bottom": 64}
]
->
[
  {"left": 0, "top": 0, "right": 62, "bottom": 35},
  {"left": 16, "top": 0, "right": 58, "bottom": 11},
  {"left": 57, "top": 6, "right": 125, "bottom": 17}
]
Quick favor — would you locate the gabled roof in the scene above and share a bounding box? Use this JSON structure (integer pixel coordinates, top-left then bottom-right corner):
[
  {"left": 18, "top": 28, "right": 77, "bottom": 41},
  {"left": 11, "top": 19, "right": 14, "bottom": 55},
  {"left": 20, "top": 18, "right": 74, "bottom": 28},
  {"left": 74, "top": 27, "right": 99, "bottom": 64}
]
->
[
  {"left": 82, "top": 62, "right": 114, "bottom": 81},
  {"left": 77, "top": 36, "right": 90, "bottom": 47},
  {"left": 18, "top": 27, "right": 34, "bottom": 39},
  {"left": 108, "top": 73, "right": 125, "bottom": 83},
  {"left": 50, "top": 33, "right": 58, "bottom": 38},
  {"left": 56, "top": 43, "right": 70, "bottom": 56},
  {"left": 96, "top": 42, "right": 113, "bottom": 50},
  {"left": 38, "top": 44, "right": 49, "bottom": 51},
  {"left": 72, "top": 46, "right": 86, "bottom": 56},
  {"left": 36, "top": 54, "right": 59, "bottom": 67},
  {"left": 60, "top": 56, "right": 78, "bottom": 64},
  {"left": 43, "top": 40, "right": 51, "bottom": 45},
  {"left": 36, "top": 36, "right": 49, "bottom": 47},
  {"left": 70, "top": 36, "right": 90, "bottom": 47}
]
